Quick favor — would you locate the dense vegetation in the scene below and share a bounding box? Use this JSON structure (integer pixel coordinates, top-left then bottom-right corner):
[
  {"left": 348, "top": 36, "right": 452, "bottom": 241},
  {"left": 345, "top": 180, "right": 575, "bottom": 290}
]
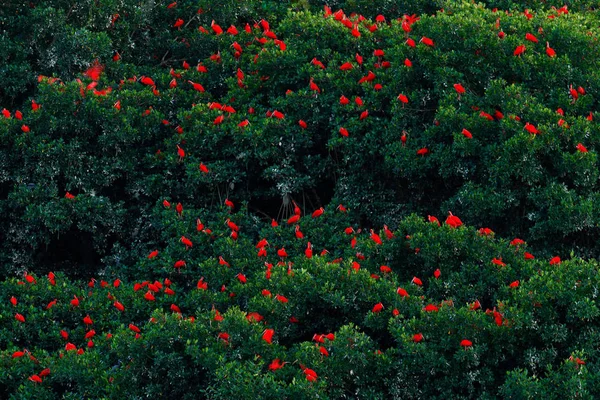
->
[{"left": 1, "top": 0, "right": 600, "bottom": 398}]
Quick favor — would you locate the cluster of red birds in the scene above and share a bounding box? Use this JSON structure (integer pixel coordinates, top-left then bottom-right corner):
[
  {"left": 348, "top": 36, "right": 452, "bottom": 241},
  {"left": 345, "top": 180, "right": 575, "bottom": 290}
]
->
[
  {"left": 1, "top": 4, "right": 592, "bottom": 179},
  {"left": 4, "top": 2, "right": 589, "bottom": 386},
  {"left": 9, "top": 197, "right": 569, "bottom": 385}
]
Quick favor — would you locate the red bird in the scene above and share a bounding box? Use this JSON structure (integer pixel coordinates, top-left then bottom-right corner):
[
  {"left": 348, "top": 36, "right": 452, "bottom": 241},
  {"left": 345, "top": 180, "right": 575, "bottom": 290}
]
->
[
  {"left": 525, "top": 33, "right": 538, "bottom": 43},
  {"left": 271, "top": 110, "right": 284, "bottom": 119},
  {"left": 277, "top": 247, "right": 288, "bottom": 258},
  {"left": 577, "top": 143, "right": 588, "bottom": 153},
  {"left": 177, "top": 145, "right": 185, "bottom": 160},
  {"left": 269, "top": 359, "right": 285, "bottom": 371},
  {"left": 262, "top": 329, "right": 274, "bottom": 344},
  {"left": 445, "top": 212, "right": 462, "bottom": 228},
  {"left": 293, "top": 201, "right": 301, "bottom": 215},
  {"left": 546, "top": 42, "right": 556, "bottom": 57},
  {"left": 181, "top": 236, "right": 193, "bottom": 248},
  {"left": 227, "top": 25, "right": 239, "bottom": 35},
  {"left": 309, "top": 79, "right": 320, "bottom": 93},
  {"left": 339, "top": 127, "right": 349, "bottom": 137},
  {"left": 173, "top": 18, "right": 184, "bottom": 28},
  {"left": 461, "top": 128, "right": 473, "bottom": 139},
  {"left": 256, "top": 238, "right": 269, "bottom": 248},
  {"left": 453, "top": 83, "right": 466, "bottom": 94},
  {"left": 247, "top": 312, "right": 263, "bottom": 323},
  {"left": 235, "top": 67, "right": 244, "bottom": 81},
  {"left": 524, "top": 122, "right": 539, "bottom": 135},
  {"left": 420, "top": 37, "right": 434, "bottom": 47},
  {"left": 211, "top": 20, "right": 223, "bottom": 35},
  {"left": 460, "top": 339, "right": 473, "bottom": 347},
  {"left": 302, "top": 367, "right": 318, "bottom": 382},
  {"left": 312, "top": 207, "right": 324, "bottom": 218},
  {"left": 275, "top": 294, "right": 288, "bottom": 303},
  {"left": 469, "top": 300, "right": 481, "bottom": 311},
  {"left": 174, "top": 260, "right": 186, "bottom": 270},
  {"left": 219, "top": 256, "right": 229, "bottom": 267},
  {"left": 12, "top": 350, "right": 25, "bottom": 358},
  {"left": 226, "top": 219, "right": 239, "bottom": 231},
  {"left": 197, "top": 278, "right": 208, "bottom": 290},
  {"left": 370, "top": 229, "right": 382, "bottom": 245},
  {"left": 84, "top": 62, "right": 104, "bottom": 81},
  {"left": 514, "top": 45, "right": 526, "bottom": 56},
  {"left": 383, "top": 225, "right": 394, "bottom": 239},
  {"left": 569, "top": 85, "right": 579, "bottom": 101},
  {"left": 549, "top": 256, "right": 561, "bottom": 265},
  {"left": 492, "top": 258, "right": 506, "bottom": 267},
  {"left": 188, "top": 81, "right": 205, "bottom": 92},
  {"left": 340, "top": 62, "right": 353, "bottom": 71},
  {"left": 510, "top": 238, "right": 525, "bottom": 246},
  {"left": 214, "top": 115, "right": 224, "bottom": 125},
  {"left": 305, "top": 242, "right": 313, "bottom": 258},
  {"left": 311, "top": 58, "right": 325, "bottom": 69},
  {"left": 140, "top": 76, "right": 155, "bottom": 86}
]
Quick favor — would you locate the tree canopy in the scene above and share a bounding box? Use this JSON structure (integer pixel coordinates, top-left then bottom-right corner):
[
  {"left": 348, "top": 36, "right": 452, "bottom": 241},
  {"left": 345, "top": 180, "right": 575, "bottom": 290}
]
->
[{"left": 1, "top": 0, "right": 600, "bottom": 398}]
